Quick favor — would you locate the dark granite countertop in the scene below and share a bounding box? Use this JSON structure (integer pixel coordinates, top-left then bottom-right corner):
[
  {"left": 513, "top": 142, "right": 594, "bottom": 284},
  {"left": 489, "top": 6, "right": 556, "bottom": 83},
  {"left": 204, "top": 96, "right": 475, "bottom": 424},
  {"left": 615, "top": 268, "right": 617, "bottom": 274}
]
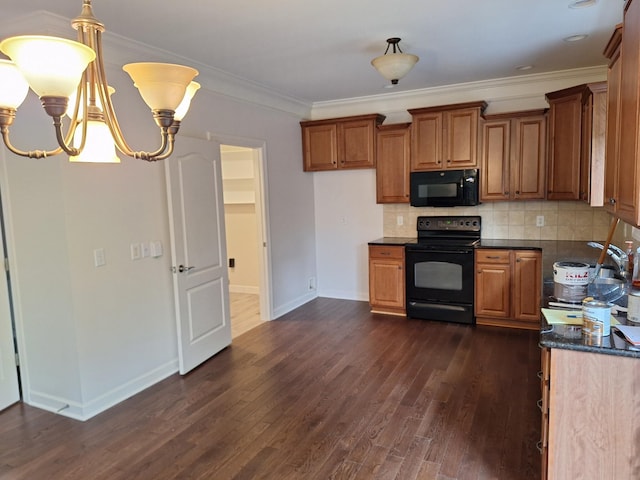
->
[
  {"left": 368, "top": 237, "right": 417, "bottom": 246},
  {"left": 539, "top": 315, "right": 640, "bottom": 359}
]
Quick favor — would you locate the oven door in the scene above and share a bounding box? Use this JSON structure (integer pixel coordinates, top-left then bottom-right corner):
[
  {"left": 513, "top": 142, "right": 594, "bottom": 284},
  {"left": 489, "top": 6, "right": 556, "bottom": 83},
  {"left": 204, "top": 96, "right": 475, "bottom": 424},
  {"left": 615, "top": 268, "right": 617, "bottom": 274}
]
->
[{"left": 405, "top": 247, "right": 475, "bottom": 324}]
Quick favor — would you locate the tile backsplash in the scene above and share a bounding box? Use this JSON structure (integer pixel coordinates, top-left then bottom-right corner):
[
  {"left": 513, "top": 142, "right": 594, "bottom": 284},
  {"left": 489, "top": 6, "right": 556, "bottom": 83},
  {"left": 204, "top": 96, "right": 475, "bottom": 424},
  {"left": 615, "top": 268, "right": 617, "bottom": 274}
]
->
[{"left": 383, "top": 201, "right": 612, "bottom": 241}]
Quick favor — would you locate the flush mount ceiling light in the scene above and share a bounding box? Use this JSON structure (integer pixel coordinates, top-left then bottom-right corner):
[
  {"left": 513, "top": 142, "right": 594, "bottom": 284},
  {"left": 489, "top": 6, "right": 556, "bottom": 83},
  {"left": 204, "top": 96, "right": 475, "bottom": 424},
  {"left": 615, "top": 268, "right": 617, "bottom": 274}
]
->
[
  {"left": 0, "top": 0, "right": 199, "bottom": 162},
  {"left": 569, "top": 0, "right": 597, "bottom": 8},
  {"left": 371, "top": 37, "right": 419, "bottom": 86},
  {"left": 563, "top": 34, "right": 589, "bottom": 42}
]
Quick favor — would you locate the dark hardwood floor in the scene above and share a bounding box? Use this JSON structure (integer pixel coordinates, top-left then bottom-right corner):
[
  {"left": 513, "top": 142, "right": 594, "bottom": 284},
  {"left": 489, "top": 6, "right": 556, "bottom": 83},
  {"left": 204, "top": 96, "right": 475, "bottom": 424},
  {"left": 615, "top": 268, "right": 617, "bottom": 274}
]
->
[{"left": 0, "top": 298, "right": 541, "bottom": 480}]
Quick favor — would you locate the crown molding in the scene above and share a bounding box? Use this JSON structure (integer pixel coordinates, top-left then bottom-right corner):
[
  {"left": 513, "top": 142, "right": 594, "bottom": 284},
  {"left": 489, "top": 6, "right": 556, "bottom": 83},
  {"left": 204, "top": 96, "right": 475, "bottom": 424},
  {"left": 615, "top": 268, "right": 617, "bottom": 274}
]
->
[{"left": 309, "top": 66, "right": 608, "bottom": 120}]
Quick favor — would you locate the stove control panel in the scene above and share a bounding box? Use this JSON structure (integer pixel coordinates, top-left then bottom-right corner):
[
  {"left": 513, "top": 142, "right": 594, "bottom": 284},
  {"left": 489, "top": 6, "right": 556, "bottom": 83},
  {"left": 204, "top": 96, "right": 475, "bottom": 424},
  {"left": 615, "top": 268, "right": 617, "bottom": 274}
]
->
[{"left": 417, "top": 215, "right": 481, "bottom": 232}]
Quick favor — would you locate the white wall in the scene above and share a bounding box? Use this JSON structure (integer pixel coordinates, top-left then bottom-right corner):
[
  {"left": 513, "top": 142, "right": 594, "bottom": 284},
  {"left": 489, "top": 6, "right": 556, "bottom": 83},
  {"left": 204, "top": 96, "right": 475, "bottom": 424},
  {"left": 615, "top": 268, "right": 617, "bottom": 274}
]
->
[
  {"left": 314, "top": 170, "right": 383, "bottom": 300},
  {"left": 0, "top": 15, "right": 316, "bottom": 419}
]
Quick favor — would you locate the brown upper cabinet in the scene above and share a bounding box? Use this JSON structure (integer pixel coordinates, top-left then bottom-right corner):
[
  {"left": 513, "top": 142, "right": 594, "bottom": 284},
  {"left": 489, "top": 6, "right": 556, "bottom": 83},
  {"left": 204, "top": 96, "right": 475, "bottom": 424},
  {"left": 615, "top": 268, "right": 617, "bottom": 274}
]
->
[
  {"left": 408, "top": 101, "right": 487, "bottom": 171},
  {"left": 481, "top": 110, "right": 547, "bottom": 201},
  {"left": 580, "top": 82, "right": 607, "bottom": 206},
  {"left": 545, "top": 82, "right": 607, "bottom": 203},
  {"left": 603, "top": 24, "right": 623, "bottom": 216},
  {"left": 615, "top": 0, "right": 640, "bottom": 226},
  {"left": 545, "top": 86, "right": 583, "bottom": 200},
  {"left": 376, "top": 123, "right": 411, "bottom": 204},
  {"left": 301, "top": 114, "right": 385, "bottom": 172}
]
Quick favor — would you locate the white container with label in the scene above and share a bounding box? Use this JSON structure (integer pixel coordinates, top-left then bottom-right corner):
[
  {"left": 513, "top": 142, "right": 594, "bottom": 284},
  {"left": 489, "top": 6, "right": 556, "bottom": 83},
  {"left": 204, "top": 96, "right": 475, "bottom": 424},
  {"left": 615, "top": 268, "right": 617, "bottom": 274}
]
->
[
  {"left": 627, "top": 290, "right": 640, "bottom": 325},
  {"left": 553, "top": 261, "right": 590, "bottom": 303}
]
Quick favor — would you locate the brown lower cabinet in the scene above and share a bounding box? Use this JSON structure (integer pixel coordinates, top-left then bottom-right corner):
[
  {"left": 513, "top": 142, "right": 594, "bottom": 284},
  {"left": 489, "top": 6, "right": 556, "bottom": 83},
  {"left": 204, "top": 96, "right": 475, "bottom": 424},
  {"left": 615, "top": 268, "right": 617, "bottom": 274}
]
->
[
  {"left": 540, "top": 347, "right": 640, "bottom": 479},
  {"left": 368, "top": 245, "right": 405, "bottom": 315},
  {"left": 474, "top": 248, "right": 541, "bottom": 330}
]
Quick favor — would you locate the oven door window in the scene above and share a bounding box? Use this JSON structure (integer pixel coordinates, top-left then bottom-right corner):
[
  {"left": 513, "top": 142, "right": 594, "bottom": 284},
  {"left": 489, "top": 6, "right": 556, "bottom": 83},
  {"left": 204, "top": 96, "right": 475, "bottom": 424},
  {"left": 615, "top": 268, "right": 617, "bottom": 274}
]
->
[{"left": 414, "top": 261, "right": 462, "bottom": 291}]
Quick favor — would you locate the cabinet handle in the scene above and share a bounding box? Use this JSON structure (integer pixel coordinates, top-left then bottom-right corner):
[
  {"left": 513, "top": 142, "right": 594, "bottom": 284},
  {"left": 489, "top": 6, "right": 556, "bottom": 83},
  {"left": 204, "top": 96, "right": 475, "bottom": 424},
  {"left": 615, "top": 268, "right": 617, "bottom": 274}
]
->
[
  {"left": 537, "top": 371, "right": 543, "bottom": 380},
  {"left": 486, "top": 255, "right": 502, "bottom": 259},
  {"left": 537, "top": 399, "right": 543, "bottom": 412},
  {"left": 380, "top": 252, "right": 391, "bottom": 256},
  {"left": 536, "top": 441, "right": 543, "bottom": 454},
  {"left": 516, "top": 258, "right": 521, "bottom": 262}
]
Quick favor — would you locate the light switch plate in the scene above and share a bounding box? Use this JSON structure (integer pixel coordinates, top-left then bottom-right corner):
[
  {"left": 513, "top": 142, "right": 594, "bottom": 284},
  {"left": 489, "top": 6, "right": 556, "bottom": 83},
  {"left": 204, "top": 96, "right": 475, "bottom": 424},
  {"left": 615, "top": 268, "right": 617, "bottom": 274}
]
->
[
  {"left": 150, "top": 241, "right": 163, "bottom": 258},
  {"left": 94, "top": 248, "right": 105, "bottom": 267},
  {"left": 130, "top": 243, "right": 141, "bottom": 260}
]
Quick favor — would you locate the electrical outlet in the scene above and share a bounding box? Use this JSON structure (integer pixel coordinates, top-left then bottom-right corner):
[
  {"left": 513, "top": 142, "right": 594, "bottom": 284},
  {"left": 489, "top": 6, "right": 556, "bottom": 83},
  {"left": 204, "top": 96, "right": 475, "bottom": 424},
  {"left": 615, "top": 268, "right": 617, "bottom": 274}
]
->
[
  {"left": 536, "top": 215, "right": 544, "bottom": 227},
  {"left": 308, "top": 277, "right": 316, "bottom": 290},
  {"left": 397, "top": 215, "right": 404, "bottom": 226}
]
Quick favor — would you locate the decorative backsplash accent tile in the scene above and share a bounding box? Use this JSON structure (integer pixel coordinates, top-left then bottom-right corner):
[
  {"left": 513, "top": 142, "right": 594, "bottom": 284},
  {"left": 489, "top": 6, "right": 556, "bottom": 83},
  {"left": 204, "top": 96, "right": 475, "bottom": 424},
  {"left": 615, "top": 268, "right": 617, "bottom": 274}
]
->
[{"left": 383, "top": 201, "right": 612, "bottom": 241}]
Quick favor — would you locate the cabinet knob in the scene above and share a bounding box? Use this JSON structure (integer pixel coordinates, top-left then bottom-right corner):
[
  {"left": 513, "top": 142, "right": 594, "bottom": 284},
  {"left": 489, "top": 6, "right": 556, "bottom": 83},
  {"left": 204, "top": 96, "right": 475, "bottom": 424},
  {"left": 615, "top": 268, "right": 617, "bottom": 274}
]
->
[
  {"left": 609, "top": 197, "right": 616, "bottom": 205},
  {"left": 515, "top": 191, "right": 520, "bottom": 195},
  {"left": 505, "top": 191, "right": 509, "bottom": 195}
]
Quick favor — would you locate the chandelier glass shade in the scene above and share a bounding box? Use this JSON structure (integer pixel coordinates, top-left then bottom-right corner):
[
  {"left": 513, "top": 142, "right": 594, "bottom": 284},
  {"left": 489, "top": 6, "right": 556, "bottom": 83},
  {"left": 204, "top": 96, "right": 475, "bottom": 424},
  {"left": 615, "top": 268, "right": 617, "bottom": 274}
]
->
[
  {"left": 371, "top": 37, "right": 419, "bottom": 85},
  {"left": 0, "top": 0, "right": 199, "bottom": 162}
]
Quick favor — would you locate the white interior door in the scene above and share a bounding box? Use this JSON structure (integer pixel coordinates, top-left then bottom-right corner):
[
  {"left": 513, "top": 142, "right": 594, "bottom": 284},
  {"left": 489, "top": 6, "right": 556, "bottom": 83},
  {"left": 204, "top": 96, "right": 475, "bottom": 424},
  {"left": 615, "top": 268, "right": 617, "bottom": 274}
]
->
[
  {"left": 0, "top": 238, "right": 19, "bottom": 410},
  {"left": 165, "top": 136, "right": 231, "bottom": 375}
]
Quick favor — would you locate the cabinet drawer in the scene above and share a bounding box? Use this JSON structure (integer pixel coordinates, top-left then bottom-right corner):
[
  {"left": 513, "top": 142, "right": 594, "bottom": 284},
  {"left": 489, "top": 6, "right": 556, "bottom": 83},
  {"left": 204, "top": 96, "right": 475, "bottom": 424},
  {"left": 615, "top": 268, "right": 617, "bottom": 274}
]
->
[
  {"left": 476, "top": 249, "right": 510, "bottom": 263},
  {"left": 369, "top": 245, "right": 404, "bottom": 260}
]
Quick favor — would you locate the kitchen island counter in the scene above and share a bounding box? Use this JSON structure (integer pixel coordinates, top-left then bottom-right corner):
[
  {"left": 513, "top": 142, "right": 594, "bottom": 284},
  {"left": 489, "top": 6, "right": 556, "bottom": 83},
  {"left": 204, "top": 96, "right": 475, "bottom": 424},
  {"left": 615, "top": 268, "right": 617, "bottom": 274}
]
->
[{"left": 539, "top": 317, "right": 640, "bottom": 359}]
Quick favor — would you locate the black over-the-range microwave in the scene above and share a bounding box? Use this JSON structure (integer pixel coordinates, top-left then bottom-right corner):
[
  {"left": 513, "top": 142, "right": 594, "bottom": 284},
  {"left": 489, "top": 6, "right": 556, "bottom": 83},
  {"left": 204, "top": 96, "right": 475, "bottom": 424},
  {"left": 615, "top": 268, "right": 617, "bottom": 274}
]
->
[{"left": 409, "top": 168, "right": 480, "bottom": 207}]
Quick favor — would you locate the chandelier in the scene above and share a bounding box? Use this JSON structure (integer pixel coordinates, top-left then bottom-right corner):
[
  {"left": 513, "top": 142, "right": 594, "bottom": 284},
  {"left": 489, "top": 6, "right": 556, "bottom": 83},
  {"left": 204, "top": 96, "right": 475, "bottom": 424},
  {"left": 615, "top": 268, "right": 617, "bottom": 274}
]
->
[
  {"left": 0, "top": 0, "right": 200, "bottom": 163},
  {"left": 371, "top": 37, "right": 419, "bottom": 86}
]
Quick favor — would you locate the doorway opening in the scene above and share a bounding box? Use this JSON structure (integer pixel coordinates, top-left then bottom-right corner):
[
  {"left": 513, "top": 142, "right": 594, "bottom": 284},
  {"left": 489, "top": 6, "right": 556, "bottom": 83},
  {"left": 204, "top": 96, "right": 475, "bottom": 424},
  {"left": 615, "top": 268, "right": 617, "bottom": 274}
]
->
[{"left": 219, "top": 143, "right": 271, "bottom": 338}]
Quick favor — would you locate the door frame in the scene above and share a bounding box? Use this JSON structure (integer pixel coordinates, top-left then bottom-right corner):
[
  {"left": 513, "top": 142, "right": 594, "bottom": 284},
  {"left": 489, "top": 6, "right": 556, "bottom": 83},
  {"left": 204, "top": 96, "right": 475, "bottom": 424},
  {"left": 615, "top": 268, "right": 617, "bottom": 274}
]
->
[{"left": 213, "top": 134, "right": 273, "bottom": 321}]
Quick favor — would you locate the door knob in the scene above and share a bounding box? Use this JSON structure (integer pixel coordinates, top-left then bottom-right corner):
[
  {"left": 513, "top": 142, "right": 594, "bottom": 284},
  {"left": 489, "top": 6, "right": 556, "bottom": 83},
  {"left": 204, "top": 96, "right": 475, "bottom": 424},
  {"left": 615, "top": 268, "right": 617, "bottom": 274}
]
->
[{"left": 173, "top": 265, "right": 195, "bottom": 273}]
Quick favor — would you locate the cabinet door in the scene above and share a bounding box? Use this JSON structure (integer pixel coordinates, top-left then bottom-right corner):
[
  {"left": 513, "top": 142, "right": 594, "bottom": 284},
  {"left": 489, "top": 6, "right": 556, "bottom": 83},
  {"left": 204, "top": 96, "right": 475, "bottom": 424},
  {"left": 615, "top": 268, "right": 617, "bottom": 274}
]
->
[
  {"left": 513, "top": 250, "right": 542, "bottom": 323},
  {"left": 475, "top": 250, "right": 511, "bottom": 318},
  {"left": 340, "top": 119, "right": 376, "bottom": 169},
  {"left": 547, "top": 92, "right": 582, "bottom": 200},
  {"left": 369, "top": 246, "right": 405, "bottom": 314},
  {"left": 481, "top": 119, "right": 510, "bottom": 201},
  {"left": 302, "top": 123, "right": 338, "bottom": 171},
  {"left": 446, "top": 108, "right": 481, "bottom": 169},
  {"left": 513, "top": 115, "right": 547, "bottom": 200},
  {"left": 580, "top": 84, "right": 607, "bottom": 207},
  {"left": 618, "top": 0, "right": 640, "bottom": 225},
  {"left": 604, "top": 28, "right": 622, "bottom": 214},
  {"left": 376, "top": 124, "right": 411, "bottom": 203},
  {"left": 411, "top": 112, "right": 443, "bottom": 171}
]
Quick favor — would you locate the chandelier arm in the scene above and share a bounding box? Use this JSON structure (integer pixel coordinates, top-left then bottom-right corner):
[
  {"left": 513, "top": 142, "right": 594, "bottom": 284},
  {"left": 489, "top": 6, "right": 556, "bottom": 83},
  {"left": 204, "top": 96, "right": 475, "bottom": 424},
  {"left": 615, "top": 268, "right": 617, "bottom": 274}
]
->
[
  {"left": 90, "top": 30, "right": 135, "bottom": 157},
  {"left": 138, "top": 131, "right": 175, "bottom": 162},
  {"left": 0, "top": 125, "right": 63, "bottom": 159},
  {"left": 52, "top": 116, "right": 81, "bottom": 156},
  {"left": 92, "top": 29, "right": 170, "bottom": 160}
]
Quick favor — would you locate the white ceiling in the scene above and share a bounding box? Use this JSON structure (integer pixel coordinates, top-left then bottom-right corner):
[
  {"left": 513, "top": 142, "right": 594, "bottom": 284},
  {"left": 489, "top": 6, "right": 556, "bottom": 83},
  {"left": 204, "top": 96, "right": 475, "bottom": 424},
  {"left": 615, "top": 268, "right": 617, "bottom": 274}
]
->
[{"left": 0, "top": 0, "right": 624, "bottom": 105}]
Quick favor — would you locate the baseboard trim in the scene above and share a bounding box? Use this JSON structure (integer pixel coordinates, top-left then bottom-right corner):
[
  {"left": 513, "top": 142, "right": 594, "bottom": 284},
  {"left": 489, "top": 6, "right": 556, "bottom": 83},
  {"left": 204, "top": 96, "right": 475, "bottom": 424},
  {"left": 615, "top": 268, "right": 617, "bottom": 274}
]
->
[{"left": 27, "top": 359, "right": 179, "bottom": 421}]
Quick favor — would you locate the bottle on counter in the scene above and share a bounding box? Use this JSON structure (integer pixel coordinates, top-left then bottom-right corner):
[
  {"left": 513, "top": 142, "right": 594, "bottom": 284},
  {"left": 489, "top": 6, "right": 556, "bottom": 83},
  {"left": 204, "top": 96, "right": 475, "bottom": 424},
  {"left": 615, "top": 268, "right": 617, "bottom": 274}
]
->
[
  {"left": 633, "top": 246, "right": 640, "bottom": 289},
  {"left": 626, "top": 240, "right": 635, "bottom": 278}
]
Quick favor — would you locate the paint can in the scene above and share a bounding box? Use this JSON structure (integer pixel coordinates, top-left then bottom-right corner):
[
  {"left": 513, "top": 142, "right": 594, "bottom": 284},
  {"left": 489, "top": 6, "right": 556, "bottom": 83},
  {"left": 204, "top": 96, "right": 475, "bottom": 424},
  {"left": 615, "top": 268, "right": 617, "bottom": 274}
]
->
[
  {"left": 582, "top": 299, "right": 612, "bottom": 337},
  {"left": 553, "top": 261, "right": 590, "bottom": 303},
  {"left": 627, "top": 290, "right": 640, "bottom": 326}
]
